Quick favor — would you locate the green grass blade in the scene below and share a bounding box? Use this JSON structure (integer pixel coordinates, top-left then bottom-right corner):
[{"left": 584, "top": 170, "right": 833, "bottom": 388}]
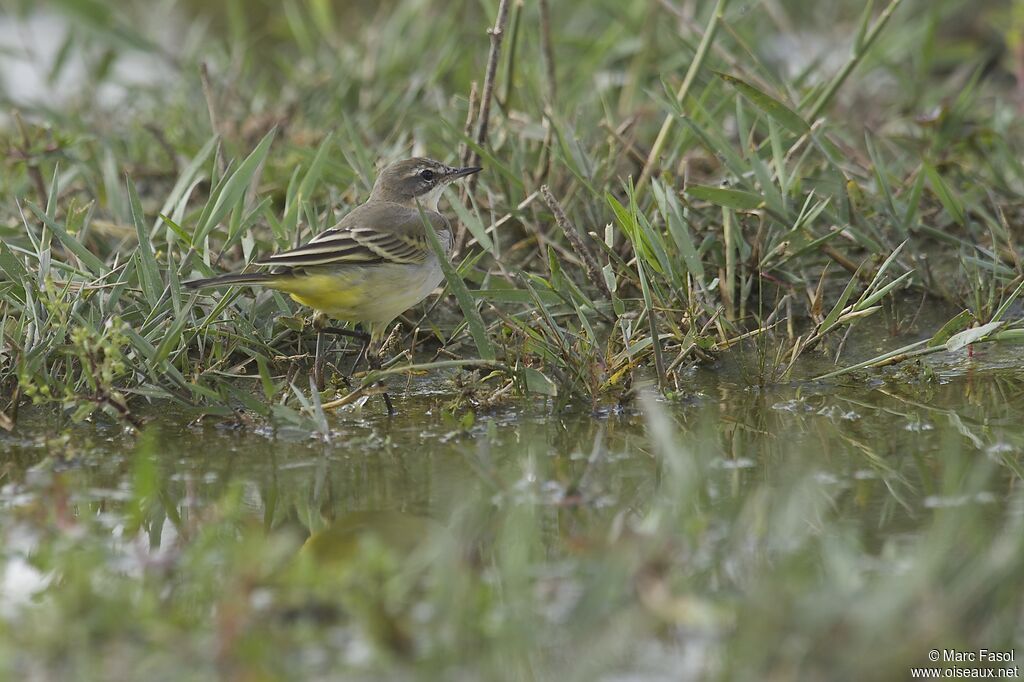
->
[
  {"left": 422, "top": 212, "right": 495, "bottom": 361},
  {"left": 923, "top": 162, "right": 965, "bottom": 226},
  {"left": 686, "top": 185, "right": 763, "bottom": 210},
  {"left": 715, "top": 72, "right": 810, "bottom": 135},
  {"left": 127, "top": 177, "right": 162, "bottom": 307},
  {"left": 193, "top": 128, "right": 277, "bottom": 246},
  {"left": 27, "top": 203, "right": 107, "bottom": 276}
]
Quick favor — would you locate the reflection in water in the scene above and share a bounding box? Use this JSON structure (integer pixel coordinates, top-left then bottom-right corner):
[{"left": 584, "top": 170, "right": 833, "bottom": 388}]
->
[{"left": 0, "top": 344, "right": 1022, "bottom": 677}]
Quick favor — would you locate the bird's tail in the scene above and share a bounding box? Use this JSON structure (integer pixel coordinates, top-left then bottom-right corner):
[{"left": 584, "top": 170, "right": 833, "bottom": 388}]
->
[{"left": 183, "top": 272, "right": 279, "bottom": 290}]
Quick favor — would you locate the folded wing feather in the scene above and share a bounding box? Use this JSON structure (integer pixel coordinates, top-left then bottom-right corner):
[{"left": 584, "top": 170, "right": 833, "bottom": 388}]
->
[{"left": 254, "top": 203, "right": 445, "bottom": 268}]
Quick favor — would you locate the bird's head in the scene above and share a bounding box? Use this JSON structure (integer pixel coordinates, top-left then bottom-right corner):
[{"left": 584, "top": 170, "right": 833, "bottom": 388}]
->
[{"left": 369, "top": 157, "right": 482, "bottom": 208}]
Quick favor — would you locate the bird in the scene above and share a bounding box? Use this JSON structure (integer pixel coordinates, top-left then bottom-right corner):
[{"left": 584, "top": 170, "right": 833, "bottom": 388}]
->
[{"left": 185, "top": 157, "right": 482, "bottom": 411}]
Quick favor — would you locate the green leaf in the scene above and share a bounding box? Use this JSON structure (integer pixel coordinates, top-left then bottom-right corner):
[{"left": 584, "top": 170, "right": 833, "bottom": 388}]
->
[
  {"left": 852, "top": 0, "right": 875, "bottom": 51},
  {"left": 854, "top": 239, "right": 907, "bottom": 310},
  {"left": 422, "top": 212, "right": 495, "bottom": 361},
  {"left": 946, "top": 321, "right": 1003, "bottom": 352},
  {"left": 155, "top": 135, "right": 218, "bottom": 238},
  {"left": 994, "top": 329, "right": 1024, "bottom": 344},
  {"left": 819, "top": 266, "right": 863, "bottom": 334},
  {"left": 282, "top": 131, "right": 334, "bottom": 235},
  {"left": 901, "top": 168, "right": 926, "bottom": 233},
  {"left": 928, "top": 310, "right": 973, "bottom": 348},
  {"left": 652, "top": 180, "right": 704, "bottom": 282},
  {"left": 715, "top": 72, "right": 810, "bottom": 135},
  {"left": 193, "top": 128, "right": 277, "bottom": 245},
  {"left": 446, "top": 188, "right": 494, "bottom": 253},
  {"left": 748, "top": 154, "right": 787, "bottom": 217},
  {"left": 636, "top": 258, "right": 666, "bottom": 388},
  {"left": 856, "top": 270, "right": 914, "bottom": 310},
  {"left": 686, "top": 185, "right": 763, "bottom": 210},
  {"left": 680, "top": 116, "right": 748, "bottom": 180},
  {"left": 923, "top": 162, "right": 965, "bottom": 225},
  {"left": 522, "top": 367, "right": 557, "bottom": 397},
  {"left": 127, "top": 177, "right": 162, "bottom": 306},
  {"left": 0, "top": 241, "right": 29, "bottom": 285},
  {"left": 471, "top": 288, "right": 561, "bottom": 305},
  {"left": 992, "top": 279, "right": 1024, "bottom": 323},
  {"left": 256, "top": 356, "right": 276, "bottom": 401},
  {"left": 28, "top": 203, "right": 107, "bottom": 275}
]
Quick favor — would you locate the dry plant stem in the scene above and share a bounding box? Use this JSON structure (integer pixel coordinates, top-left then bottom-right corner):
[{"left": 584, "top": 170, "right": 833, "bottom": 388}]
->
[
  {"left": 822, "top": 243, "right": 863, "bottom": 277},
  {"left": 492, "top": 190, "right": 540, "bottom": 231},
  {"left": 199, "top": 62, "right": 220, "bottom": 136},
  {"left": 807, "top": 0, "right": 904, "bottom": 120},
  {"left": 637, "top": 0, "right": 730, "bottom": 192},
  {"left": 540, "top": 185, "right": 612, "bottom": 300},
  {"left": 834, "top": 324, "right": 854, "bottom": 364},
  {"left": 467, "top": 0, "right": 511, "bottom": 196},
  {"left": 534, "top": 0, "right": 557, "bottom": 181},
  {"left": 320, "top": 385, "right": 376, "bottom": 411},
  {"left": 455, "top": 82, "right": 480, "bottom": 256},
  {"left": 723, "top": 208, "right": 735, "bottom": 321},
  {"left": 500, "top": 0, "right": 524, "bottom": 108},
  {"left": 199, "top": 62, "right": 226, "bottom": 174},
  {"left": 601, "top": 118, "right": 646, "bottom": 165},
  {"left": 538, "top": 0, "right": 557, "bottom": 106},
  {"left": 460, "top": 81, "right": 480, "bottom": 168}
]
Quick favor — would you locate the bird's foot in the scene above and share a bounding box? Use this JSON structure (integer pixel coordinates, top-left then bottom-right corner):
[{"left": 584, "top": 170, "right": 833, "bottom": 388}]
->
[
  {"left": 313, "top": 323, "right": 396, "bottom": 416},
  {"left": 321, "top": 326, "right": 371, "bottom": 344},
  {"left": 365, "top": 350, "right": 395, "bottom": 416},
  {"left": 316, "top": 325, "right": 372, "bottom": 378},
  {"left": 312, "top": 324, "right": 370, "bottom": 391}
]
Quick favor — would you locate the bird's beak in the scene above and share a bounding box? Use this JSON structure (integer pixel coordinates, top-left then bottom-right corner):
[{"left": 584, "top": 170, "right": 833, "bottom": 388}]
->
[{"left": 448, "top": 165, "right": 483, "bottom": 179}]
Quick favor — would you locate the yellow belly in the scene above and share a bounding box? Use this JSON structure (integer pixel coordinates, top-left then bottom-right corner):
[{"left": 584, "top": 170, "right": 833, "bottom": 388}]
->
[
  {"left": 266, "top": 260, "right": 444, "bottom": 325},
  {"left": 285, "top": 274, "right": 367, "bottom": 320}
]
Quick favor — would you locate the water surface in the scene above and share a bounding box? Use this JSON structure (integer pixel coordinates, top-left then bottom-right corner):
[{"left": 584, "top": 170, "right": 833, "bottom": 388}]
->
[{"left": 1, "top": 324, "right": 1022, "bottom": 679}]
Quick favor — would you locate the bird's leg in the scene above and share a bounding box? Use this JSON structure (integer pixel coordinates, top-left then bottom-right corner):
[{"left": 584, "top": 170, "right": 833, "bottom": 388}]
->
[
  {"left": 320, "top": 324, "right": 394, "bottom": 416},
  {"left": 319, "top": 326, "right": 371, "bottom": 379},
  {"left": 366, "top": 350, "right": 393, "bottom": 413},
  {"left": 320, "top": 327, "right": 371, "bottom": 344},
  {"left": 371, "top": 324, "right": 404, "bottom": 416},
  {"left": 314, "top": 331, "right": 326, "bottom": 390},
  {"left": 349, "top": 342, "right": 369, "bottom": 377},
  {"left": 310, "top": 311, "right": 334, "bottom": 390}
]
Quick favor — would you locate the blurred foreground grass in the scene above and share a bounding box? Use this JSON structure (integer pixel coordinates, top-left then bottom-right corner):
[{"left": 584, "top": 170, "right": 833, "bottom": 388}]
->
[
  {"left": 0, "top": 0, "right": 1023, "bottom": 679},
  {"left": 2, "top": 385, "right": 1023, "bottom": 680}
]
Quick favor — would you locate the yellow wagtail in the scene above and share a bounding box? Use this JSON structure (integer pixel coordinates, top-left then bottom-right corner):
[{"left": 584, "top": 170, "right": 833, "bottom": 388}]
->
[{"left": 185, "top": 157, "right": 481, "bottom": 408}]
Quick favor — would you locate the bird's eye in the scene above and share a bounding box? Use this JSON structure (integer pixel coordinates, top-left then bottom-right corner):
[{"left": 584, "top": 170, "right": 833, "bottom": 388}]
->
[{"left": 420, "top": 169, "right": 435, "bottom": 182}]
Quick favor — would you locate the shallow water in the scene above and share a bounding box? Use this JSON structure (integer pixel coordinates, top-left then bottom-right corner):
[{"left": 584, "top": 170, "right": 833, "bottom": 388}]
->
[{"left": 1, "top": 319, "right": 1023, "bottom": 678}]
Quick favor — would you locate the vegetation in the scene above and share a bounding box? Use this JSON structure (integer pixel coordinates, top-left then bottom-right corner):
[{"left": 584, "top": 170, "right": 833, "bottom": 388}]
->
[
  {"left": 0, "top": 0, "right": 1021, "bottom": 425},
  {"left": 0, "top": 0, "right": 1023, "bottom": 679}
]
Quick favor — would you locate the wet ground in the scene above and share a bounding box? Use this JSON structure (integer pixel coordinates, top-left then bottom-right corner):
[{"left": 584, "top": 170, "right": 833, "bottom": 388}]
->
[{"left": 1, "top": 315, "right": 1022, "bottom": 678}]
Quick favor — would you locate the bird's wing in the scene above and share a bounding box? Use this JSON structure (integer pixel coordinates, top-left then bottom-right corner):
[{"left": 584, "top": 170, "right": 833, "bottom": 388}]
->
[{"left": 254, "top": 203, "right": 449, "bottom": 268}]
